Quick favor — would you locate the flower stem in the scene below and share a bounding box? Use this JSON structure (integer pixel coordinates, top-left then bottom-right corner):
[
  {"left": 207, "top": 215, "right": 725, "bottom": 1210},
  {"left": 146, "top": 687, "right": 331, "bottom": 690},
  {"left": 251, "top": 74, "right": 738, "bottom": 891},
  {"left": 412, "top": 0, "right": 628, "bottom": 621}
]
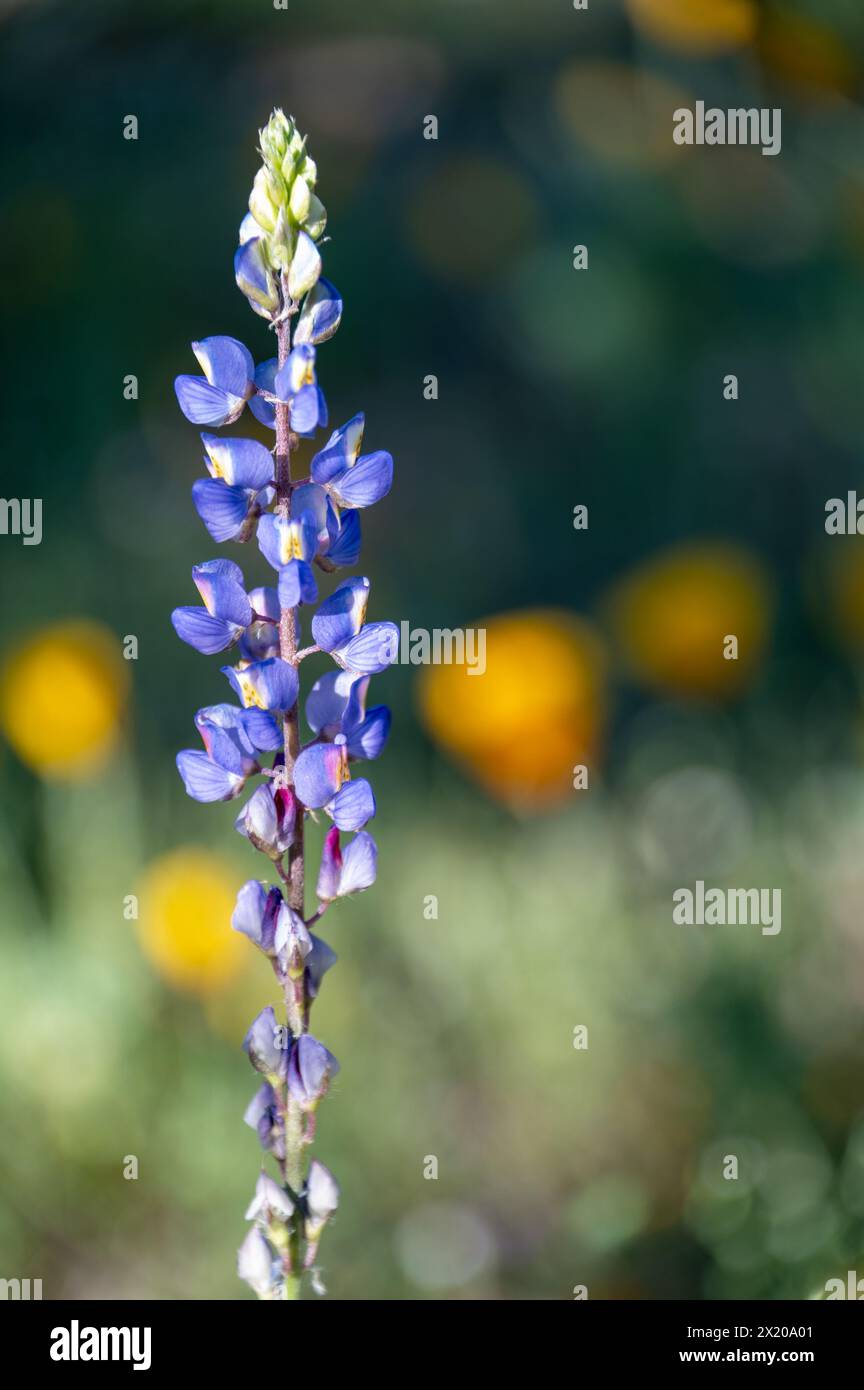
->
[{"left": 275, "top": 283, "right": 308, "bottom": 1295}]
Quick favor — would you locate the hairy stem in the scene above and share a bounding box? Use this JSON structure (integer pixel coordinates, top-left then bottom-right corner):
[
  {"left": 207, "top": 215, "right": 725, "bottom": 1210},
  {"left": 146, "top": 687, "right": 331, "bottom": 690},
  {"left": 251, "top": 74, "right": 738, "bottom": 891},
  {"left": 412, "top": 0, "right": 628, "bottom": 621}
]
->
[{"left": 274, "top": 287, "right": 308, "bottom": 1297}]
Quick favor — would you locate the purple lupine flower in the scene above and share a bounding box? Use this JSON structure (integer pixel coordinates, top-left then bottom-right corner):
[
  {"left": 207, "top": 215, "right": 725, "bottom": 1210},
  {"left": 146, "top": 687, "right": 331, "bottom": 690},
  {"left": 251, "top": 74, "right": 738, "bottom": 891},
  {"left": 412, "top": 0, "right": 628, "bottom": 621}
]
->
[
  {"left": 171, "top": 560, "right": 252, "bottom": 654},
  {"left": 175, "top": 336, "right": 255, "bottom": 426},
  {"left": 237, "top": 1225, "right": 279, "bottom": 1298},
  {"left": 243, "top": 1005, "right": 290, "bottom": 1080},
  {"left": 286, "top": 1033, "right": 339, "bottom": 1110},
  {"left": 172, "top": 109, "right": 393, "bottom": 1301},
  {"left": 305, "top": 934, "right": 337, "bottom": 1001},
  {"left": 222, "top": 656, "right": 299, "bottom": 712},
  {"left": 244, "top": 1083, "right": 285, "bottom": 1160},
  {"left": 232, "top": 880, "right": 282, "bottom": 956},
  {"left": 304, "top": 1159, "right": 340, "bottom": 1239},
  {"left": 273, "top": 900, "right": 313, "bottom": 976},
  {"left": 306, "top": 671, "right": 391, "bottom": 759},
  {"left": 234, "top": 783, "right": 297, "bottom": 858},
  {"left": 245, "top": 1169, "right": 295, "bottom": 1225},
  {"left": 316, "top": 826, "right": 378, "bottom": 902}
]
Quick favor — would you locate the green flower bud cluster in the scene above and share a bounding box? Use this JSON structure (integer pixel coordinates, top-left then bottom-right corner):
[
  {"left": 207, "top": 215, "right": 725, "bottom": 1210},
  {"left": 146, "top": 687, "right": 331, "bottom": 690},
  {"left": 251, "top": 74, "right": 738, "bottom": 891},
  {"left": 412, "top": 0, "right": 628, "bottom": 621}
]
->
[{"left": 248, "top": 109, "right": 327, "bottom": 275}]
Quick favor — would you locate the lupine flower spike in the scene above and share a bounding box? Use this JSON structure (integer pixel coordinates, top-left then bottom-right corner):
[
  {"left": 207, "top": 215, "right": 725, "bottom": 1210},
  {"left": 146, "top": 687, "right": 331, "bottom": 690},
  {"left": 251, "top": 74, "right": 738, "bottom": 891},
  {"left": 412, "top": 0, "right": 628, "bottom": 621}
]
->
[{"left": 172, "top": 110, "right": 395, "bottom": 1300}]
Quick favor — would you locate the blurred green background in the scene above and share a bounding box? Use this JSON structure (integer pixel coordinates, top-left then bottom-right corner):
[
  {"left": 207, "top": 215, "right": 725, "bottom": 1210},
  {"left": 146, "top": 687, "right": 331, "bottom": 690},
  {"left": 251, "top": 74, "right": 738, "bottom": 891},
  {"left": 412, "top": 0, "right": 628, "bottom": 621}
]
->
[{"left": 4, "top": 0, "right": 864, "bottom": 1299}]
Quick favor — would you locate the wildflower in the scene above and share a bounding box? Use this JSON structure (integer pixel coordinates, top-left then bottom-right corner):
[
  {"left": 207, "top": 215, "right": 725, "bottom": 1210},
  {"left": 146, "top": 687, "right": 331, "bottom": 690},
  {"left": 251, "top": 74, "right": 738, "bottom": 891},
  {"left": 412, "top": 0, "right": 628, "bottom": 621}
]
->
[
  {"left": 286, "top": 1034, "right": 340, "bottom": 1110},
  {"left": 172, "top": 110, "right": 393, "bottom": 1299},
  {"left": 304, "top": 1159, "right": 340, "bottom": 1242},
  {"left": 175, "top": 337, "right": 255, "bottom": 426}
]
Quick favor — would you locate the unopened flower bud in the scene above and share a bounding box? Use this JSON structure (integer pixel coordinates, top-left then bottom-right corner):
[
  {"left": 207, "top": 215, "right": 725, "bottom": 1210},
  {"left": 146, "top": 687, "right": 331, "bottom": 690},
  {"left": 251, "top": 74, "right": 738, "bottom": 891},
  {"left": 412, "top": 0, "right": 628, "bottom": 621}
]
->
[
  {"left": 304, "top": 1159, "right": 339, "bottom": 1242},
  {"left": 243, "top": 1005, "right": 290, "bottom": 1081},
  {"left": 237, "top": 1225, "right": 279, "bottom": 1298},
  {"left": 245, "top": 1168, "right": 295, "bottom": 1250}
]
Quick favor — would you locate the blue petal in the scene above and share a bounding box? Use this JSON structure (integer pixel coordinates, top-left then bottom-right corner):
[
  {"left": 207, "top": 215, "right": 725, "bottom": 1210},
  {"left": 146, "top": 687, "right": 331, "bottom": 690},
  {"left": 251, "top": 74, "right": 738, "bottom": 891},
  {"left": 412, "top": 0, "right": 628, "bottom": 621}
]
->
[
  {"left": 278, "top": 559, "right": 318, "bottom": 608},
  {"left": 241, "top": 708, "right": 283, "bottom": 752},
  {"left": 274, "top": 344, "right": 316, "bottom": 402},
  {"left": 316, "top": 827, "right": 343, "bottom": 902},
  {"left": 305, "top": 933, "right": 338, "bottom": 999},
  {"left": 294, "top": 278, "right": 343, "bottom": 346},
  {"left": 311, "top": 415, "right": 365, "bottom": 485},
  {"left": 176, "top": 749, "right": 243, "bottom": 802},
  {"left": 174, "top": 376, "right": 237, "bottom": 427},
  {"left": 201, "top": 434, "right": 274, "bottom": 490},
  {"left": 305, "top": 670, "right": 355, "bottom": 736},
  {"left": 294, "top": 740, "right": 347, "bottom": 809},
  {"left": 248, "top": 395, "right": 276, "bottom": 430},
  {"left": 326, "top": 509, "right": 361, "bottom": 568},
  {"left": 328, "top": 778, "right": 375, "bottom": 831},
  {"left": 205, "top": 724, "right": 253, "bottom": 775},
  {"left": 195, "top": 703, "right": 256, "bottom": 758},
  {"left": 192, "top": 559, "right": 252, "bottom": 626},
  {"left": 346, "top": 705, "right": 391, "bottom": 760},
  {"left": 192, "top": 336, "right": 254, "bottom": 396},
  {"left": 172, "top": 606, "right": 240, "bottom": 655},
  {"left": 290, "top": 383, "right": 327, "bottom": 437},
  {"left": 234, "top": 239, "right": 279, "bottom": 312},
  {"left": 192, "top": 478, "right": 254, "bottom": 542},
  {"left": 338, "top": 830, "right": 378, "bottom": 895},
  {"left": 334, "top": 621, "right": 398, "bottom": 674},
  {"left": 329, "top": 451, "right": 393, "bottom": 509},
  {"left": 248, "top": 586, "right": 280, "bottom": 623},
  {"left": 238, "top": 620, "right": 279, "bottom": 663},
  {"left": 222, "top": 657, "right": 299, "bottom": 712},
  {"left": 311, "top": 577, "right": 370, "bottom": 653}
]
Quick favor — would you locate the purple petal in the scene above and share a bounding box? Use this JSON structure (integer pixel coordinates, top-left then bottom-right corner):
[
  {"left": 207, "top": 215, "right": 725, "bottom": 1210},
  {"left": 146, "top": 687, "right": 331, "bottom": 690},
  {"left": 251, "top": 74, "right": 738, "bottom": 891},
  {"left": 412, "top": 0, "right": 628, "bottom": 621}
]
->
[
  {"left": 329, "top": 451, "right": 393, "bottom": 509},
  {"left": 338, "top": 830, "right": 378, "bottom": 895},
  {"left": 346, "top": 705, "right": 391, "bottom": 760},
  {"left": 192, "top": 335, "right": 254, "bottom": 396},
  {"left": 305, "top": 934, "right": 338, "bottom": 1000},
  {"left": 328, "top": 777, "right": 376, "bottom": 831},
  {"left": 241, "top": 708, "right": 283, "bottom": 752},
  {"left": 171, "top": 607, "right": 240, "bottom": 655},
  {"left": 174, "top": 376, "right": 238, "bottom": 427},
  {"left": 326, "top": 509, "right": 361, "bottom": 569},
  {"left": 277, "top": 559, "right": 318, "bottom": 609},
  {"left": 192, "top": 559, "right": 252, "bottom": 626},
  {"left": 305, "top": 670, "right": 355, "bottom": 736},
  {"left": 335, "top": 621, "right": 399, "bottom": 674},
  {"left": 176, "top": 749, "right": 244, "bottom": 802},
  {"left": 286, "top": 1033, "right": 339, "bottom": 1108},
  {"left": 311, "top": 577, "right": 370, "bottom": 653},
  {"left": 294, "top": 740, "right": 347, "bottom": 809},
  {"left": 294, "top": 278, "right": 343, "bottom": 347},
  {"left": 311, "top": 414, "right": 365, "bottom": 485},
  {"left": 192, "top": 478, "right": 255, "bottom": 542},
  {"left": 201, "top": 434, "right": 274, "bottom": 490},
  {"left": 316, "top": 827, "right": 343, "bottom": 903}
]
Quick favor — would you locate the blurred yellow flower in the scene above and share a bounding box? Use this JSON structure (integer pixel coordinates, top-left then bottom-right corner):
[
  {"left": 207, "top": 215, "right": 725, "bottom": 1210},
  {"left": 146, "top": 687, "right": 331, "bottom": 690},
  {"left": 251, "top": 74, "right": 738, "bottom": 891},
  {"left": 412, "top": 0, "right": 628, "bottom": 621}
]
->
[
  {"left": 417, "top": 609, "right": 605, "bottom": 811},
  {"left": 605, "top": 543, "right": 771, "bottom": 700},
  {"left": 554, "top": 62, "right": 691, "bottom": 172},
  {"left": 627, "top": 0, "right": 755, "bottom": 56},
  {"left": 760, "top": 15, "right": 856, "bottom": 96},
  {"left": 0, "top": 620, "right": 128, "bottom": 779},
  {"left": 821, "top": 541, "right": 864, "bottom": 649},
  {"left": 137, "top": 848, "right": 245, "bottom": 995}
]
